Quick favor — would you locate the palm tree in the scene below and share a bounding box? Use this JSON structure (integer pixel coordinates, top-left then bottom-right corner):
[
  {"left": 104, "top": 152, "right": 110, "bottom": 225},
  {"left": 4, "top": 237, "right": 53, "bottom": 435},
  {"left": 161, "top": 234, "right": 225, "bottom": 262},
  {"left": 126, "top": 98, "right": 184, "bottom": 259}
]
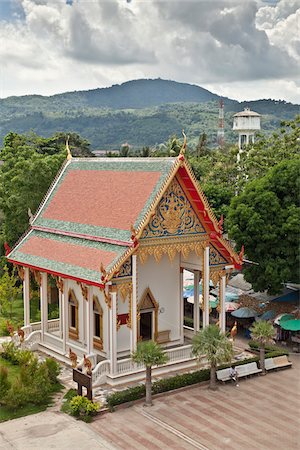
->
[
  {"left": 250, "top": 321, "right": 275, "bottom": 375},
  {"left": 192, "top": 325, "right": 233, "bottom": 390},
  {"left": 131, "top": 340, "right": 168, "bottom": 406}
]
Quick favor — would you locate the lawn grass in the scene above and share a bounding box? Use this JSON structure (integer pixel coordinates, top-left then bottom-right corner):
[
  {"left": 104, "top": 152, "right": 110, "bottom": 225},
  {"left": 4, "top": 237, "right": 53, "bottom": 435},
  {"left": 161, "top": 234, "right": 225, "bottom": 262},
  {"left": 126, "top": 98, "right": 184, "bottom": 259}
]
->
[{"left": 0, "top": 356, "right": 61, "bottom": 422}]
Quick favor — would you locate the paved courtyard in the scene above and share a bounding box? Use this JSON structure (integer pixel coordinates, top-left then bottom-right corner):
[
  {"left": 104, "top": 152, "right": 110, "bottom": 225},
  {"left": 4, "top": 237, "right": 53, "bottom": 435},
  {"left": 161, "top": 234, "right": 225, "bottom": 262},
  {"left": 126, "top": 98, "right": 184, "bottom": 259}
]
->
[
  {"left": 92, "top": 354, "right": 300, "bottom": 450},
  {"left": 0, "top": 355, "right": 299, "bottom": 450}
]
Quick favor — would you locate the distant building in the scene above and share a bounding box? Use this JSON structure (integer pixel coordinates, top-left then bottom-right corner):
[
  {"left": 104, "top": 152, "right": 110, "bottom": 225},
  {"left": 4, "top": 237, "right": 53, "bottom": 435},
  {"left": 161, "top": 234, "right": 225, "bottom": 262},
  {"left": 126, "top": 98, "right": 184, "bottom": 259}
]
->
[
  {"left": 93, "top": 149, "right": 120, "bottom": 157},
  {"left": 233, "top": 108, "right": 261, "bottom": 156}
]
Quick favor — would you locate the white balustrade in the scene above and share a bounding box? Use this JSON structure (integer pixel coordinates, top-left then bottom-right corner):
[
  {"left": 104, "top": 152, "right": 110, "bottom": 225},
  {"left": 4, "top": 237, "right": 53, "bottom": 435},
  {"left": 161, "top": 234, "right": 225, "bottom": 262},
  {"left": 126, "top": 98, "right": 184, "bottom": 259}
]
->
[
  {"left": 31, "top": 321, "right": 42, "bottom": 331},
  {"left": 115, "top": 344, "right": 194, "bottom": 376},
  {"left": 24, "top": 330, "right": 42, "bottom": 350},
  {"left": 47, "top": 319, "right": 60, "bottom": 332},
  {"left": 92, "top": 360, "right": 111, "bottom": 386},
  {"left": 44, "top": 332, "right": 63, "bottom": 351}
]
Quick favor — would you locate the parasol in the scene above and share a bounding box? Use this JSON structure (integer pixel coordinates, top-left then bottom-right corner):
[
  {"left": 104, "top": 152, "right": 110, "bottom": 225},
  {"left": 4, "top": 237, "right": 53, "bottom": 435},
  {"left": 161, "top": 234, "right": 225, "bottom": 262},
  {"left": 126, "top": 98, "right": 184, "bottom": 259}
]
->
[
  {"left": 279, "top": 319, "right": 300, "bottom": 332},
  {"left": 231, "top": 307, "right": 258, "bottom": 318}
]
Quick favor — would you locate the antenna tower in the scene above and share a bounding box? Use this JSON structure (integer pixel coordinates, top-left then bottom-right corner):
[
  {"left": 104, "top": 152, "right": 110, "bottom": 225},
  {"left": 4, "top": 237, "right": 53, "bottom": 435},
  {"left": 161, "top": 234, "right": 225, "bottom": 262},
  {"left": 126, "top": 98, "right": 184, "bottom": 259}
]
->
[{"left": 217, "top": 98, "right": 225, "bottom": 148}]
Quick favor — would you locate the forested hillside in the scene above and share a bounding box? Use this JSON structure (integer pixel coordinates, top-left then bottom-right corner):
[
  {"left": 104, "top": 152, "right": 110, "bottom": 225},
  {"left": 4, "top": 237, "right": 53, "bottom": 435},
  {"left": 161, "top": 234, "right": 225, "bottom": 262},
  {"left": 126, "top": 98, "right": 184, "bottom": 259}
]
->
[{"left": 1, "top": 79, "right": 298, "bottom": 149}]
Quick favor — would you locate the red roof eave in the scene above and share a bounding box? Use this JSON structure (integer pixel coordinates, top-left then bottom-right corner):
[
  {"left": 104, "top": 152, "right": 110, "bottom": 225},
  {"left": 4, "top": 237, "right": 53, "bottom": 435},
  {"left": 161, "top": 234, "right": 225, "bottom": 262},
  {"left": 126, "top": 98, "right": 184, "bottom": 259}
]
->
[
  {"left": 178, "top": 164, "right": 242, "bottom": 269},
  {"left": 8, "top": 259, "right": 105, "bottom": 289}
]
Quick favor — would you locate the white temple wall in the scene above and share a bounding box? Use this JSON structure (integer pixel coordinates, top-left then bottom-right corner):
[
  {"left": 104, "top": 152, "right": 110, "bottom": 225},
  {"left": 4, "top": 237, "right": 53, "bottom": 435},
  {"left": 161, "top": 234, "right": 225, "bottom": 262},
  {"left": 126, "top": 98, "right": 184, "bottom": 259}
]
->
[
  {"left": 138, "top": 253, "right": 181, "bottom": 342},
  {"left": 116, "top": 290, "right": 131, "bottom": 354},
  {"left": 181, "top": 250, "right": 203, "bottom": 271}
]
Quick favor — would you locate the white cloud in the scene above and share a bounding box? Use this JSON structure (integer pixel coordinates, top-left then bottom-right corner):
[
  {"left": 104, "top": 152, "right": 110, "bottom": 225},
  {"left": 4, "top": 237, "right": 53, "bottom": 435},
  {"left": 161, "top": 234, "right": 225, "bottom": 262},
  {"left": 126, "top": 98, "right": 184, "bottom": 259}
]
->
[{"left": 0, "top": 0, "right": 299, "bottom": 102}]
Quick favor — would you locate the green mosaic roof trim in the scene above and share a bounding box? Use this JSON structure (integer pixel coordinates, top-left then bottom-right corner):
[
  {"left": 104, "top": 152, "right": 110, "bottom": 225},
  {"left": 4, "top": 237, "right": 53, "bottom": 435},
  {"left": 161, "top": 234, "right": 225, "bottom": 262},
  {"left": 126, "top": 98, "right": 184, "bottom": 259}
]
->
[
  {"left": 33, "top": 158, "right": 178, "bottom": 240},
  {"left": 9, "top": 230, "right": 128, "bottom": 284}
]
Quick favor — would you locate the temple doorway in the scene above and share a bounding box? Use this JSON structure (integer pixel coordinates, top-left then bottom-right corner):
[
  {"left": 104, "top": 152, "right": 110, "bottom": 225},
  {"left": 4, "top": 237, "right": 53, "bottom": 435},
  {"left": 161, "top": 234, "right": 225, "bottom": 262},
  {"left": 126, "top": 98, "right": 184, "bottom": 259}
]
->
[{"left": 140, "top": 310, "right": 153, "bottom": 341}]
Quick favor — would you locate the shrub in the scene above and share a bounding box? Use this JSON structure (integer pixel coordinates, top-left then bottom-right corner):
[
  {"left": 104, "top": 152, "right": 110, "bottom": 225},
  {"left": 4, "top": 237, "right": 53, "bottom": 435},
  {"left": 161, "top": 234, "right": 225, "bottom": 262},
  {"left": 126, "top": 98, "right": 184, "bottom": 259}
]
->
[
  {"left": 1, "top": 342, "right": 19, "bottom": 364},
  {"left": 43, "top": 358, "right": 61, "bottom": 384},
  {"left": 153, "top": 368, "right": 210, "bottom": 395},
  {"left": 69, "top": 395, "right": 100, "bottom": 422},
  {"left": 0, "top": 366, "right": 11, "bottom": 400},
  {"left": 16, "top": 349, "right": 35, "bottom": 366},
  {"left": 248, "top": 340, "right": 288, "bottom": 355},
  {"left": 106, "top": 385, "right": 146, "bottom": 411},
  {"left": 4, "top": 379, "right": 32, "bottom": 410},
  {"left": 265, "top": 350, "right": 289, "bottom": 358},
  {"left": 0, "top": 318, "right": 10, "bottom": 336}
]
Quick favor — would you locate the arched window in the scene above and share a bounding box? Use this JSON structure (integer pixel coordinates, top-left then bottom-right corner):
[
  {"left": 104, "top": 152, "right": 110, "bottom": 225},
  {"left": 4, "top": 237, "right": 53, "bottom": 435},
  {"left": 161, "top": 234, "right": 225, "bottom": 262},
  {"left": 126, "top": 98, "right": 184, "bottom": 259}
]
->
[
  {"left": 93, "top": 296, "right": 103, "bottom": 351},
  {"left": 68, "top": 289, "right": 79, "bottom": 340}
]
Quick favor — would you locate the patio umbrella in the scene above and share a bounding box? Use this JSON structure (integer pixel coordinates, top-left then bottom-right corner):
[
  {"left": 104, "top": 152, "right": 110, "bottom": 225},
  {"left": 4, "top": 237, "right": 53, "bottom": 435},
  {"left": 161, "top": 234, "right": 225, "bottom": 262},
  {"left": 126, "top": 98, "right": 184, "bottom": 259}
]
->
[
  {"left": 231, "top": 307, "right": 258, "bottom": 318},
  {"left": 256, "top": 310, "right": 276, "bottom": 321},
  {"left": 280, "top": 319, "right": 300, "bottom": 332},
  {"left": 274, "top": 313, "right": 294, "bottom": 325},
  {"left": 225, "top": 302, "right": 240, "bottom": 312},
  {"left": 187, "top": 295, "right": 218, "bottom": 308}
]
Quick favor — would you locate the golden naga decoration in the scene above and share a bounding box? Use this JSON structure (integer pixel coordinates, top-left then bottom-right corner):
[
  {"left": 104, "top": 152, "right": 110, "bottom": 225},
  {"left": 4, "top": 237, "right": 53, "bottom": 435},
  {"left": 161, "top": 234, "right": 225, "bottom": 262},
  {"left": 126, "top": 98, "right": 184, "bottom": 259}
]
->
[
  {"left": 130, "top": 224, "right": 138, "bottom": 247},
  {"left": 32, "top": 269, "right": 41, "bottom": 286},
  {"left": 230, "top": 321, "right": 238, "bottom": 341},
  {"left": 6, "top": 320, "right": 14, "bottom": 337},
  {"left": 17, "top": 266, "right": 25, "bottom": 281},
  {"left": 83, "top": 354, "right": 92, "bottom": 375},
  {"left": 100, "top": 262, "right": 108, "bottom": 283},
  {"left": 103, "top": 290, "right": 112, "bottom": 308},
  {"left": 80, "top": 283, "right": 89, "bottom": 301},
  {"left": 66, "top": 135, "right": 72, "bottom": 160},
  {"left": 17, "top": 326, "right": 25, "bottom": 343},
  {"left": 179, "top": 129, "right": 187, "bottom": 157},
  {"left": 69, "top": 348, "right": 78, "bottom": 368},
  {"left": 55, "top": 277, "right": 64, "bottom": 293},
  {"left": 238, "top": 245, "right": 245, "bottom": 262}
]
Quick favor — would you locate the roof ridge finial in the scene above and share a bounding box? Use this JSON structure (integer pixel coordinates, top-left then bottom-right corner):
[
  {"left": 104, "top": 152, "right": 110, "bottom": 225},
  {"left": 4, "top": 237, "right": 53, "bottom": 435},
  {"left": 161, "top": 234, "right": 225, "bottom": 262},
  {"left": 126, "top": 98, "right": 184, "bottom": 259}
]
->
[
  {"left": 180, "top": 129, "right": 187, "bottom": 155},
  {"left": 66, "top": 135, "right": 72, "bottom": 160}
]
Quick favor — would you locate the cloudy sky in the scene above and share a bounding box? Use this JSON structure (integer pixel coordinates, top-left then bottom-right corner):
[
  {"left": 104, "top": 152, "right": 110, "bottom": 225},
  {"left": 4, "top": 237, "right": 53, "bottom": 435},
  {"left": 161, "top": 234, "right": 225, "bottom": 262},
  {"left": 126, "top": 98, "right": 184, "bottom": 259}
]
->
[{"left": 0, "top": 0, "right": 299, "bottom": 102}]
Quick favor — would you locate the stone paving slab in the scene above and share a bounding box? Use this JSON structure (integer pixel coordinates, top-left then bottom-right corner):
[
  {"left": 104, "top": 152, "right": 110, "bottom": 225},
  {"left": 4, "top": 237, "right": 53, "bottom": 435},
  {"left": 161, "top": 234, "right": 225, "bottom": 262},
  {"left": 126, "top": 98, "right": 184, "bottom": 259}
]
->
[{"left": 91, "top": 354, "right": 300, "bottom": 450}]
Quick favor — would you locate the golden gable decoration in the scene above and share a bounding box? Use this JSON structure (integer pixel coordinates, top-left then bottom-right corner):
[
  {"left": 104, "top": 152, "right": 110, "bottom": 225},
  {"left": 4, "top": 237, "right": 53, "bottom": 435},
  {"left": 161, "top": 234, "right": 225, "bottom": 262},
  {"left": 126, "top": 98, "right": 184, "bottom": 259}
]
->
[{"left": 141, "top": 177, "right": 205, "bottom": 239}]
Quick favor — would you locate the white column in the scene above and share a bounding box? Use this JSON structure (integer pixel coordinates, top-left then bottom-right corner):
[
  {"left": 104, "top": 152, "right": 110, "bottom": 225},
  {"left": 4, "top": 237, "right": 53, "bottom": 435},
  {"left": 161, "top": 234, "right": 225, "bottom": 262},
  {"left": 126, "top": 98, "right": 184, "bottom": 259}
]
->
[
  {"left": 62, "top": 279, "right": 68, "bottom": 353},
  {"left": 203, "top": 246, "right": 210, "bottom": 327},
  {"left": 131, "top": 255, "right": 138, "bottom": 353},
  {"left": 194, "top": 270, "right": 200, "bottom": 333},
  {"left": 220, "top": 274, "right": 226, "bottom": 333},
  {"left": 179, "top": 267, "right": 184, "bottom": 344},
  {"left": 58, "top": 289, "right": 63, "bottom": 338},
  {"left": 82, "top": 291, "right": 86, "bottom": 345},
  {"left": 23, "top": 267, "right": 30, "bottom": 327},
  {"left": 40, "top": 272, "right": 48, "bottom": 340},
  {"left": 86, "top": 288, "right": 93, "bottom": 354},
  {"left": 109, "top": 291, "right": 117, "bottom": 375}
]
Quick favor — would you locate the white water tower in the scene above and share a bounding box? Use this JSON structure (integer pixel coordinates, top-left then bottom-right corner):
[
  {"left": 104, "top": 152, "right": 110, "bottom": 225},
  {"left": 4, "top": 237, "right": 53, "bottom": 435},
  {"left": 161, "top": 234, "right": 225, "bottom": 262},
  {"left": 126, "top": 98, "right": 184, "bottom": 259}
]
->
[{"left": 233, "top": 107, "right": 261, "bottom": 152}]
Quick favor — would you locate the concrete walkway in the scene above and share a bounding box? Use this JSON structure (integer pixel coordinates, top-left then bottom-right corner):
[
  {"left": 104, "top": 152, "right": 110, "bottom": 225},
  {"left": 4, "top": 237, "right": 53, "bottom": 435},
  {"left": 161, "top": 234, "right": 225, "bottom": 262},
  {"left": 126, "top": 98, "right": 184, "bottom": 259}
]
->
[{"left": 0, "top": 411, "right": 116, "bottom": 450}]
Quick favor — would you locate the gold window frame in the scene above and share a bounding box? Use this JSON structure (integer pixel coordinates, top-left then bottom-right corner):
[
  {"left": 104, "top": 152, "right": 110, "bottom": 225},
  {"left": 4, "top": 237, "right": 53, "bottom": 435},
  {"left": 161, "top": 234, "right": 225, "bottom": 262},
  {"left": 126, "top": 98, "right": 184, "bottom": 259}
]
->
[
  {"left": 137, "top": 287, "right": 159, "bottom": 342},
  {"left": 93, "top": 295, "right": 103, "bottom": 351},
  {"left": 68, "top": 289, "right": 79, "bottom": 340}
]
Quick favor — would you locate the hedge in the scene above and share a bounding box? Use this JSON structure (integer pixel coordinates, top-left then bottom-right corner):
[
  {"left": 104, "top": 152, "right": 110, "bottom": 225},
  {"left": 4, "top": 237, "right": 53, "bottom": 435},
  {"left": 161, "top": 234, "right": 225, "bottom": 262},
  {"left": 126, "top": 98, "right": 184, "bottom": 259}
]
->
[
  {"left": 248, "top": 340, "right": 289, "bottom": 355},
  {"left": 107, "top": 357, "right": 259, "bottom": 410}
]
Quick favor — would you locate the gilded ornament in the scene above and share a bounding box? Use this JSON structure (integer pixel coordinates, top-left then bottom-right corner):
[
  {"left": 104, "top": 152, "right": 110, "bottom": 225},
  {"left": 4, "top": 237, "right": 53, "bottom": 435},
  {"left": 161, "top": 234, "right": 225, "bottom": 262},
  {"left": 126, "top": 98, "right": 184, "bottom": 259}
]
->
[
  {"left": 32, "top": 270, "right": 41, "bottom": 286},
  {"left": 80, "top": 283, "right": 89, "bottom": 301},
  {"left": 17, "top": 266, "right": 25, "bottom": 281},
  {"left": 141, "top": 178, "right": 205, "bottom": 239},
  {"left": 55, "top": 277, "right": 64, "bottom": 293}
]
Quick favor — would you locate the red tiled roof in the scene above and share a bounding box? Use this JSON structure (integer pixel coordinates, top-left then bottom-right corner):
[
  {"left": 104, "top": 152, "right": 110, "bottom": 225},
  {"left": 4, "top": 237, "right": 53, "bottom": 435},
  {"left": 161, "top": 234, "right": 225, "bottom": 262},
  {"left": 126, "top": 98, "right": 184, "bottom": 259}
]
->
[
  {"left": 21, "top": 235, "right": 117, "bottom": 272},
  {"left": 43, "top": 170, "right": 161, "bottom": 231}
]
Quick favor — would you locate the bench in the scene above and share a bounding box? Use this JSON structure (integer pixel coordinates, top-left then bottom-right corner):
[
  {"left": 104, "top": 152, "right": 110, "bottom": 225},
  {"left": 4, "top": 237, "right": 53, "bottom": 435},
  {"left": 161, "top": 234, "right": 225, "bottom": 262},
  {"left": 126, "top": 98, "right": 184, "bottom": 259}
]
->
[
  {"left": 273, "top": 355, "right": 292, "bottom": 369},
  {"left": 216, "top": 368, "right": 232, "bottom": 382},
  {"left": 236, "top": 362, "right": 262, "bottom": 378},
  {"left": 264, "top": 358, "right": 277, "bottom": 371}
]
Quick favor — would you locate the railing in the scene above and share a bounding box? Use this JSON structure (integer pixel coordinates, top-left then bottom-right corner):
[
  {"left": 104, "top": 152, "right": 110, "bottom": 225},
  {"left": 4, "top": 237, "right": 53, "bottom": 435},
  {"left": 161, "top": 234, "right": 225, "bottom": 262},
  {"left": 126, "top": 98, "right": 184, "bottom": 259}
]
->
[
  {"left": 92, "top": 360, "right": 111, "bottom": 386},
  {"left": 165, "top": 344, "right": 193, "bottom": 362},
  {"left": 24, "top": 330, "right": 42, "bottom": 350},
  {"left": 31, "top": 321, "right": 42, "bottom": 331},
  {"left": 116, "top": 344, "right": 194, "bottom": 376},
  {"left": 47, "top": 319, "right": 60, "bottom": 332},
  {"left": 29, "top": 319, "right": 60, "bottom": 333}
]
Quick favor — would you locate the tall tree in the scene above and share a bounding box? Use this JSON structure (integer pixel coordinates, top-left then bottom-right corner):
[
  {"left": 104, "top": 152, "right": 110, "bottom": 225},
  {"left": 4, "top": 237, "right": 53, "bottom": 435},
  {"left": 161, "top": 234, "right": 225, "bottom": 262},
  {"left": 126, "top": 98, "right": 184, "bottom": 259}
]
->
[
  {"left": 228, "top": 159, "right": 300, "bottom": 293},
  {"left": 250, "top": 321, "right": 275, "bottom": 375},
  {"left": 131, "top": 340, "right": 168, "bottom": 406},
  {"left": 0, "top": 265, "right": 22, "bottom": 319},
  {"left": 192, "top": 325, "right": 233, "bottom": 390}
]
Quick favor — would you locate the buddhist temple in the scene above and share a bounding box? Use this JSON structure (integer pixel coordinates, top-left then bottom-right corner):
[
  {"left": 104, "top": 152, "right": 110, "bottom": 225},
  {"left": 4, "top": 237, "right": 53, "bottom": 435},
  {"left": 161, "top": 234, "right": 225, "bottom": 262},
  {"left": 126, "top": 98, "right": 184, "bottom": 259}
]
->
[{"left": 7, "top": 151, "right": 242, "bottom": 385}]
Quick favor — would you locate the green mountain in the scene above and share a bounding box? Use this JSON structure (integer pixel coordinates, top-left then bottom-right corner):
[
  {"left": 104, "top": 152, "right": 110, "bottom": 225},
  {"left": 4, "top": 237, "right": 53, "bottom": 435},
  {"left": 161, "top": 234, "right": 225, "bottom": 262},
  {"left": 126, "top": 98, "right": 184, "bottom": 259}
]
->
[{"left": 0, "top": 79, "right": 299, "bottom": 149}]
